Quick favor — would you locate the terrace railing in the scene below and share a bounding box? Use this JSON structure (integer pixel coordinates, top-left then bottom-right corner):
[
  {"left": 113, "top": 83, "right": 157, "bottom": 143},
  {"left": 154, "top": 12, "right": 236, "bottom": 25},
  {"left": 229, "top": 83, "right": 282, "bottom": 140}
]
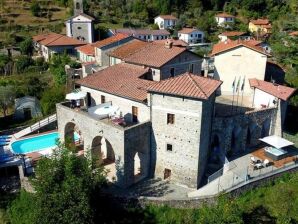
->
[{"left": 13, "top": 114, "right": 57, "bottom": 139}]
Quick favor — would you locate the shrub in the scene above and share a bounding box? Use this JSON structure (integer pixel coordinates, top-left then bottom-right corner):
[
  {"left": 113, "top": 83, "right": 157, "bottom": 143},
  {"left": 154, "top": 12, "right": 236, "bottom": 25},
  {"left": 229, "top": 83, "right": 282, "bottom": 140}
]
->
[{"left": 40, "top": 86, "right": 65, "bottom": 115}]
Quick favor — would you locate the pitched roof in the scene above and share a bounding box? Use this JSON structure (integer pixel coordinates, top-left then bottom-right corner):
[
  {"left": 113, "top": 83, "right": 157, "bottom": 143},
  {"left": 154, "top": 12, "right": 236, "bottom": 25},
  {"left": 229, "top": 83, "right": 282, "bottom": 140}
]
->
[
  {"left": 156, "top": 15, "right": 178, "bottom": 20},
  {"left": 108, "top": 39, "right": 149, "bottom": 60},
  {"left": 289, "top": 31, "right": 298, "bottom": 36},
  {"left": 219, "top": 31, "right": 246, "bottom": 37},
  {"left": 211, "top": 39, "right": 269, "bottom": 56},
  {"left": 154, "top": 39, "right": 189, "bottom": 47},
  {"left": 76, "top": 44, "right": 95, "bottom": 56},
  {"left": 33, "top": 33, "right": 86, "bottom": 47},
  {"left": 148, "top": 73, "right": 222, "bottom": 100},
  {"left": 215, "top": 13, "right": 235, "bottom": 18},
  {"left": 76, "top": 63, "right": 154, "bottom": 102},
  {"left": 68, "top": 13, "right": 95, "bottom": 21},
  {"left": 250, "top": 19, "right": 270, "bottom": 25},
  {"left": 112, "top": 28, "right": 170, "bottom": 36},
  {"left": 249, "top": 79, "right": 296, "bottom": 101},
  {"left": 93, "top": 33, "right": 130, "bottom": 49},
  {"left": 123, "top": 42, "right": 187, "bottom": 68},
  {"left": 178, "top": 28, "right": 201, "bottom": 34}
]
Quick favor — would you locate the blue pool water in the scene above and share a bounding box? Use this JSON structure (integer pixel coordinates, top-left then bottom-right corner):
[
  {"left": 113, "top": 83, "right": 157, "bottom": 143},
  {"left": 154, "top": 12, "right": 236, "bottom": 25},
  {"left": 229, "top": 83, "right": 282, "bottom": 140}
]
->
[{"left": 11, "top": 132, "right": 79, "bottom": 154}]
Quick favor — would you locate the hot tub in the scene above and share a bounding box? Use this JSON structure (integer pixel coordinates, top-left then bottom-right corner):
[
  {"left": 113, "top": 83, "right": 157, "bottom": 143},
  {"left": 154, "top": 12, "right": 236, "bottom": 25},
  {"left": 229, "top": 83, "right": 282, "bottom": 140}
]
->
[{"left": 264, "top": 147, "right": 287, "bottom": 161}]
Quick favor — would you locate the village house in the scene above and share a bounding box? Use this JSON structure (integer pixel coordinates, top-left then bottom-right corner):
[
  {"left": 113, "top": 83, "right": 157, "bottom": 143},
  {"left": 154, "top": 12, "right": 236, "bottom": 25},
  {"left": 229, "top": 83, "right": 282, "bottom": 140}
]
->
[
  {"left": 109, "top": 28, "right": 170, "bottom": 41},
  {"left": 32, "top": 33, "right": 86, "bottom": 62},
  {"left": 210, "top": 39, "right": 270, "bottom": 95},
  {"left": 178, "top": 28, "right": 204, "bottom": 44},
  {"left": 215, "top": 13, "right": 235, "bottom": 27},
  {"left": 76, "top": 44, "right": 95, "bottom": 63},
  {"left": 249, "top": 19, "right": 272, "bottom": 35},
  {"left": 154, "top": 15, "right": 178, "bottom": 29},
  {"left": 218, "top": 31, "right": 251, "bottom": 42},
  {"left": 93, "top": 33, "right": 134, "bottom": 67},
  {"left": 66, "top": 0, "right": 94, "bottom": 43}
]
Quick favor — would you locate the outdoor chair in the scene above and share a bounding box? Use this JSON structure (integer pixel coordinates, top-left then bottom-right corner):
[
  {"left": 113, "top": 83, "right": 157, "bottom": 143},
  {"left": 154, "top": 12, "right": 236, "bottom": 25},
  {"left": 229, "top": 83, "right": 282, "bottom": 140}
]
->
[
  {"left": 250, "top": 156, "right": 257, "bottom": 165},
  {"left": 263, "top": 159, "right": 270, "bottom": 167}
]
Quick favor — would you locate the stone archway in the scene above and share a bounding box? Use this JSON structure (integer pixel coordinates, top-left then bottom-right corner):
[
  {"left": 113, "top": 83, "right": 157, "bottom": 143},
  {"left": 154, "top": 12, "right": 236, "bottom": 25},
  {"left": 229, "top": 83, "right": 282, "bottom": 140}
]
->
[
  {"left": 133, "top": 152, "right": 146, "bottom": 183},
  {"left": 91, "top": 136, "right": 116, "bottom": 182},
  {"left": 230, "top": 126, "right": 242, "bottom": 155},
  {"left": 64, "top": 122, "right": 83, "bottom": 152}
]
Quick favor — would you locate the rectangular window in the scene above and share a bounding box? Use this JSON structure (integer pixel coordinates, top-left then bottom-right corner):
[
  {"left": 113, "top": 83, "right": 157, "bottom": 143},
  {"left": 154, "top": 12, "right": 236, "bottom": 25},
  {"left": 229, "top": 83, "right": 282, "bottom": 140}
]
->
[
  {"left": 166, "top": 144, "right": 173, "bottom": 151},
  {"left": 164, "top": 168, "right": 171, "bottom": 179},
  {"left": 189, "top": 64, "right": 194, "bottom": 73},
  {"left": 170, "top": 67, "right": 175, "bottom": 77},
  {"left": 167, "top": 113, "right": 175, "bottom": 124},
  {"left": 132, "top": 106, "right": 138, "bottom": 122},
  {"left": 101, "top": 95, "right": 105, "bottom": 104}
]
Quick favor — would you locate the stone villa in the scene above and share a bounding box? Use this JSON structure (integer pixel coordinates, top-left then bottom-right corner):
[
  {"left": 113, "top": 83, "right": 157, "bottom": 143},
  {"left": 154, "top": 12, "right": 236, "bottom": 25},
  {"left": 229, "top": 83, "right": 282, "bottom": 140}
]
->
[{"left": 56, "top": 37, "right": 296, "bottom": 189}]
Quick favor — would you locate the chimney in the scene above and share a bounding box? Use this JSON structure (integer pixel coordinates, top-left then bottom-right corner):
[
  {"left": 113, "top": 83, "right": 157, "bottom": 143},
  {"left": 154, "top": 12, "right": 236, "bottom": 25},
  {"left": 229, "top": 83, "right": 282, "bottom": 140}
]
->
[{"left": 165, "top": 40, "right": 173, "bottom": 49}]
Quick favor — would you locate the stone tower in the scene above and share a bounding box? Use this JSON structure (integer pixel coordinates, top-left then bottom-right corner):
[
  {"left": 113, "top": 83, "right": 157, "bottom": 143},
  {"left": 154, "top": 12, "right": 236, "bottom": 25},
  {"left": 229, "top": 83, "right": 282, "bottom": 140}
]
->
[{"left": 74, "top": 0, "right": 84, "bottom": 16}]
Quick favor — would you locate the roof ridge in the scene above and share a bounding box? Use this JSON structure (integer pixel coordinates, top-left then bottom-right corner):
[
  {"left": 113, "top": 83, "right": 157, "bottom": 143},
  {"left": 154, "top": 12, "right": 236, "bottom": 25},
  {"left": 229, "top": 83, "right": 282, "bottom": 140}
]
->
[
  {"left": 47, "top": 34, "right": 63, "bottom": 46},
  {"left": 186, "top": 73, "right": 208, "bottom": 98}
]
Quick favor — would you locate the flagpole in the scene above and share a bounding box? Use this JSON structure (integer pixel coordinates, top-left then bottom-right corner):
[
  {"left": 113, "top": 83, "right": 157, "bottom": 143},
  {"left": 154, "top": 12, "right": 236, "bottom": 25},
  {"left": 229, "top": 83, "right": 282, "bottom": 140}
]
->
[
  {"left": 240, "top": 76, "right": 246, "bottom": 110},
  {"left": 231, "top": 77, "right": 236, "bottom": 114},
  {"left": 235, "top": 76, "right": 240, "bottom": 113}
]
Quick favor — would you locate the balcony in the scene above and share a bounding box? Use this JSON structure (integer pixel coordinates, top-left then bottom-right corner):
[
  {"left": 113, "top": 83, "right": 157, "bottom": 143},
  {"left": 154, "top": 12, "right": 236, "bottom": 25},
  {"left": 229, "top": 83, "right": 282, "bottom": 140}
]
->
[{"left": 58, "top": 101, "right": 141, "bottom": 129}]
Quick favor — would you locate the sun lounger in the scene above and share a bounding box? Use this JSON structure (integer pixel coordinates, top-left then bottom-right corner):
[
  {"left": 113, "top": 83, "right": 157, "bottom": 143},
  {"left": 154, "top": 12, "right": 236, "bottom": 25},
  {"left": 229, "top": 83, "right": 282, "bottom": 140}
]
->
[
  {"left": 0, "top": 142, "right": 9, "bottom": 146},
  {"left": 0, "top": 154, "right": 15, "bottom": 163},
  {"left": 0, "top": 135, "right": 11, "bottom": 139}
]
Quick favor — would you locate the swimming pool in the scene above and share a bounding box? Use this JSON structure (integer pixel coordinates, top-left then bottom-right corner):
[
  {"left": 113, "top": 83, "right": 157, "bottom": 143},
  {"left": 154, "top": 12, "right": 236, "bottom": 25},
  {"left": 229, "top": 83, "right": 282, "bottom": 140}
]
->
[{"left": 11, "top": 132, "right": 79, "bottom": 154}]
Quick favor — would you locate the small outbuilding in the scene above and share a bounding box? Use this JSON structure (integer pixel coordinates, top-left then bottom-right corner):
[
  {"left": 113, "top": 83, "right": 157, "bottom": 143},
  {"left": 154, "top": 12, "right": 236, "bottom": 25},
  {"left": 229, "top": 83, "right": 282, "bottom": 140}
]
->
[{"left": 14, "top": 96, "right": 42, "bottom": 120}]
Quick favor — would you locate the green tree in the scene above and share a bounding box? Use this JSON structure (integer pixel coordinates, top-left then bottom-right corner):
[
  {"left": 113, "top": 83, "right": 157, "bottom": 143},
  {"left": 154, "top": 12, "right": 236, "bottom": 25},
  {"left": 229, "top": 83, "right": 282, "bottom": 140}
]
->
[
  {"left": 14, "top": 56, "right": 34, "bottom": 73},
  {"left": 19, "top": 38, "right": 33, "bottom": 56},
  {"left": 40, "top": 86, "right": 65, "bottom": 115},
  {"left": 9, "top": 144, "right": 106, "bottom": 224},
  {"left": 30, "top": 1, "right": 41, "bottom": 17},
  {"left": 0, "top": 85, "right": 15, "bottom": 117},
  {"left": 49, "top": 53, "right": 71, "bottom": 86}
]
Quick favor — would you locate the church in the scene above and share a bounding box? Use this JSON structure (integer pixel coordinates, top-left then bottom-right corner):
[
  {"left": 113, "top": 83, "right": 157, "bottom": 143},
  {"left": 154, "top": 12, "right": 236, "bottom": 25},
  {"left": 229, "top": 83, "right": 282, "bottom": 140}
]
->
[{"left": 66, "top": 0, "right": 94, "bottom": 43}]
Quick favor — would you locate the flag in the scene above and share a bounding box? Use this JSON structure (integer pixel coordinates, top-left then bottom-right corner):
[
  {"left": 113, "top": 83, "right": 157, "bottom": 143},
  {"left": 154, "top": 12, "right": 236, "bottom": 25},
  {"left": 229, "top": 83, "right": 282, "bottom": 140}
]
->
[
  {"left": 241, "top": 76, "right": 245, "bottom": 92},
  {"left": 232, "top": 77, "right": 236, "bottom": 93},
  {"left": 236, "top": 76, "right": 241, "bottom": 92}
]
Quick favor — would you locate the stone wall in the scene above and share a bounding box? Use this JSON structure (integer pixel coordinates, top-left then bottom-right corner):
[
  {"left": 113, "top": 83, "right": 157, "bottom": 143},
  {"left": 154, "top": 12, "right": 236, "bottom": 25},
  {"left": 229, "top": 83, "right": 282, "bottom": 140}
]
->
[
  {"left": 56, "top": 103, "right": 151, "bottom": 188},
  {"left": 71, "top": 22, "right": 92, "bottom": 43},
  {"left": 150, "top": 93, "right": 213, "bottom": 188},
  {"left": 211, "top": 107, "right": 278, "bottom": 156}
]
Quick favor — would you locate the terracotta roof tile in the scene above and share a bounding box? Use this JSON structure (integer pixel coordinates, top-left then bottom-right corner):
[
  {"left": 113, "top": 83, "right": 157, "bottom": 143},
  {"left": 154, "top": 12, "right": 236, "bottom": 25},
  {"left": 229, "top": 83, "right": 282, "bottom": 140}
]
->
[
  {"left": 33, "top": 33, "right": 86, "bottom": 47},
  {"left": 156, "top": 15, "right": 178, "bottom": 20},
  {"left": 289, "top": 31, "right": 298, "bottom": 36},
  {"left": 123, "top": 42, "right": 186, "bottom": 68},
  {"left": 93, "top": 33, "right": 130, "bottom": 48},
  {"left": 148, "top": 73, "right": 222, "bottom": 100},
  {"left": 215, "top": 13, "right": 235, "bottom": 18},
  {"left": 108, "top": 39, "right": 149, "bottom": 60},
  {"left": 76, "top": 63, "right": 154, "bottom": 102},
  {"left": 219, "top": 31, "right": 246, "bottom": 37},
  {"left": 250, "top": 19, "right": 270, "bottom": 25},
  {"left": 76, "top": 44, "right": 95, "bottom": 56},
  {"left": 178, "top": 28, "right": 200, "bottom": 34},
  {"left": 211, "top": 39, "right": 269, "bottom": 56},
  {"left": 249, "top": 79, "right": 296, "bottom": 101}
]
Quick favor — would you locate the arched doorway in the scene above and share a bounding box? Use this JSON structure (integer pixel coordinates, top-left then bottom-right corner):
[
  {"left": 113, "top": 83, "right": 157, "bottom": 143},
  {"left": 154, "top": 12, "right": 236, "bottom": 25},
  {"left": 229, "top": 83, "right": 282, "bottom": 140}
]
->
[
  {"left": 230, "top": 126, "right": 242, "bottom": 155},
  {"left": 246, "top": 127, "right": 251, "bottom": 146},
  {"left": 64, "top": 122, "right": 83, "bottom": 152},
  {"left": 133, "top": 152, "right": 145, "bottom": 183},
  {"left": 91, "top": 136, "right": 116, "bottom": 182}
]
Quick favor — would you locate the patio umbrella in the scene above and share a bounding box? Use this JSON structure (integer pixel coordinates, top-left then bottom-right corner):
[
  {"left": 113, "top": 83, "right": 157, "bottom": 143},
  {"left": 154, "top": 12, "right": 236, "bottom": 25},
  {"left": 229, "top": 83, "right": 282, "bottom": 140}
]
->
[
  {"left": 65, "top": 91, "right": 87, "bottom": 100},
  {"left": 259, "top": 135, "right": 294, "bottom": 149}
]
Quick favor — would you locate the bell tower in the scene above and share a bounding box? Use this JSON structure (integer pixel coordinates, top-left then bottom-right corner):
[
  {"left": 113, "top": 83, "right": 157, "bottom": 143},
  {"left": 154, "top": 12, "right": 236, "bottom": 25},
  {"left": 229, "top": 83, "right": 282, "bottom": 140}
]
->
[{"left": 74, "top": 0, "right": 83, "bottom": 16}]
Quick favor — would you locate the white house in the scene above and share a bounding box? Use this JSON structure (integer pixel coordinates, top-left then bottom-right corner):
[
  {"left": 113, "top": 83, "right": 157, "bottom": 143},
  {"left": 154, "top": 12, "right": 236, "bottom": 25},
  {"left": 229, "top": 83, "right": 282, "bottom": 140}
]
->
[
  {"left": 215, "top": 13, "right": 235, "bottom": 27},
  {"left": 32, "top": 33, "right": 86, "bottom": 62},
  {"left": 210, "top": 40, "right": 270, "bottom": 95},
  {"left": 109, "top": 29, "right": 170, "bottom": 41},
  {"left": 154, "top": 15, "right": 178, "bottom": 29},
  {"left": 178, "top": 28, "right": 204, "bottom": 44}
]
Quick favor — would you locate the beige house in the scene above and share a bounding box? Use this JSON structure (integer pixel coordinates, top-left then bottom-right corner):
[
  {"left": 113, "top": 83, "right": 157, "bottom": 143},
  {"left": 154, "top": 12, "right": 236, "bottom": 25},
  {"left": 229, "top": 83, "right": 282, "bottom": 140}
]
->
[
  {"left": 210, "top": 40, "right": 270, "bottom": 95},
  {"left": 249, "top": 19, "right": 272, "bottom": 35}
]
